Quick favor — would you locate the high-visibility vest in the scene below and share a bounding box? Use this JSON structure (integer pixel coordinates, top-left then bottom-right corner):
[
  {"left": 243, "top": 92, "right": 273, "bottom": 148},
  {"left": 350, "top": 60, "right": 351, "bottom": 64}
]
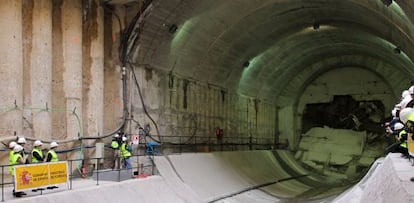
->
[
  {"left": 9, "top": 150, "right": 14, "bottom": 163},
  {"left": 10, "top": 153, "right": 23, "bottom": 176},
  {"left": 120, "top": 143, "right": 131, "bottom": 158},
  {"left": 47, "top": 150, "right": 59, "bottom": 162},
  {"left": 31, "top": 148, "right": 44, "bottom": 163},
  {"left": 399, "top": 130, "right": 408, "bottom": 148},
  {"left": 9, "top": 150, "right": 14, "bottom": 175}
]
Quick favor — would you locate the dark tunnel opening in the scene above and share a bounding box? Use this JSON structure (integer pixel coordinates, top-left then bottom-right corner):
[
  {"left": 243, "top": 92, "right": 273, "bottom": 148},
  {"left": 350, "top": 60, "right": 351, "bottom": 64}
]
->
[
  {"left": 301, "top": 95, "right": 386, "bottom": 134},
  {"left": 297, "top": 95, "right": 388, "bottom": 185}
]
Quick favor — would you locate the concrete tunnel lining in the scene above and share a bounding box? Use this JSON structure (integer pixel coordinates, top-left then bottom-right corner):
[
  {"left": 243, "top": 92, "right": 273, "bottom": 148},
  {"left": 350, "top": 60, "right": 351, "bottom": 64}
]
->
[
  {"left": 136, "top": 0, "right": 414, "bottom": 94},
  {"left": 125, "top": 0, "right": 414, "bottom": 200},
  {"left": 3, "top": 0, "right": 414, "bottom": 201}
]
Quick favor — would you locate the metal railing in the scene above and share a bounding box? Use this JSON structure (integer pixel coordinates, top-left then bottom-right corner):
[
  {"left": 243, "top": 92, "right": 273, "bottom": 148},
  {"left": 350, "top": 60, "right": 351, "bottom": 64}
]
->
[
  {"left": 0, "top": 134, "right": 285, "bottom": 201},
  {"left": 0, "top": 154, "right": 155, "bottom": 202},
  {"left": 157, "top": 135, "right": 280, "bottom": 153}
]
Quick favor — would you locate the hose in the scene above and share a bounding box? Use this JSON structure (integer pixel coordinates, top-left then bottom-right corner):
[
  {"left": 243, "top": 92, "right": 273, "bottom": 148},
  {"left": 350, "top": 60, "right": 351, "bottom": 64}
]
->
[
  {"left": 118, "top": 0, "right": 161, "bottom": 143},
  {"left": 128, "top": 62, "right": 161, "bottom": 143}
]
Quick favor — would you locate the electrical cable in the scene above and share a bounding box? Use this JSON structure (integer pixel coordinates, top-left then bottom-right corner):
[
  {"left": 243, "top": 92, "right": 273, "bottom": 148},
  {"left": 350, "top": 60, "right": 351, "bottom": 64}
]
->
[
  {"left": 128, "top": 61, "right": 161, "bottom": 143},
  {"left": 117, "top": 0, "right": 161, "bottom": 144},
  {"left": 0, "top": 1, "right": 151, "bottom": 148},
  {"left": 119, "top": 0, "right": 152, "bottom": 65}
]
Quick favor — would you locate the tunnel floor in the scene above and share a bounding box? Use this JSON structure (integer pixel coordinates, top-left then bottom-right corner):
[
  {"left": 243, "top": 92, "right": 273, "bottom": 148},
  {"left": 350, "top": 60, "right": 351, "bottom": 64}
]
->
[{"left": 4, "top": 150, "right": 413, "bottom": 203}]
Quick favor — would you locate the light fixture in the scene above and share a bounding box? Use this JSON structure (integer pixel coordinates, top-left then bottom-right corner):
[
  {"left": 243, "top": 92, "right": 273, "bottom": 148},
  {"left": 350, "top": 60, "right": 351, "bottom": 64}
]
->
[
  {"left": 394, "top": 46, "right": 401, "bottom": 54},
  {"left": 313, "top": 22, "right": 320, "bottom": 30},
  {"left": 168, "top": 24, "right": 178, "bottom": 34},
  {"left": 381, "top": 0, "right": 392, "bottom": 7}
]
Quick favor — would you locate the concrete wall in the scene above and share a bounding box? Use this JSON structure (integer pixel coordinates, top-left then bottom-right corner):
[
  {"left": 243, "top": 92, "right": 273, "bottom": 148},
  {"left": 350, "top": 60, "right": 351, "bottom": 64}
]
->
[
  {"left": 0, "top": 1, "right": 276, "bottom": 166},
  {"left": 129, "top": 67, "right": 277, "bottom": 146},
  {"left": 22, "top": 0, "right": 53, "bottom": 140},
  {"left": 103, "top": 5, "right": 124, "bottom": 134},
  {"left": 0, "top": 1, "right": 124, "bottom": 164},
  {"left": 82, "top": 0, "right": 105, "bottom": 161},
  {"left": 0, "top": 0, "right": 23, "bottom": 137},
  {"left": 298, "top": 67, "right": 394, "bottom": 117}
]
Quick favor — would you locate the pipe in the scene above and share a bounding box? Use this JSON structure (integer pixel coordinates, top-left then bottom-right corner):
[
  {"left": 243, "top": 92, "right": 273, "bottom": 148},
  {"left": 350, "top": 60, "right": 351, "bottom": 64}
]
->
[{"left": 128, "top": 61, "right": 161, "bottom": 143}]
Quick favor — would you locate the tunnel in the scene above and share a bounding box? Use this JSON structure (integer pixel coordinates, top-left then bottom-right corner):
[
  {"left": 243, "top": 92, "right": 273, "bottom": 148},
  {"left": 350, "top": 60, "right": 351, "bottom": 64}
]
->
[
  {"left": 123, "top": 0, "right": 414, "bottom": 201},
  {"left": 1, "top": 0, "right": 414, "bottom": 202}
]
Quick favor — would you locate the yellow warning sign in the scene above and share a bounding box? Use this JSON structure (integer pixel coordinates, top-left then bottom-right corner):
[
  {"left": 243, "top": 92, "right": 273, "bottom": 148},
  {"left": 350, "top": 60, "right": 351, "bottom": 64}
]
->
[
  {"left": 49, "top": 162, "right": 68, "bottom": 184},
  {"left": 409, "top": 133, "right": 414, "bottom": 157},
  {"left": 14, "top": 161, "right": 68, "bottom": 191}
]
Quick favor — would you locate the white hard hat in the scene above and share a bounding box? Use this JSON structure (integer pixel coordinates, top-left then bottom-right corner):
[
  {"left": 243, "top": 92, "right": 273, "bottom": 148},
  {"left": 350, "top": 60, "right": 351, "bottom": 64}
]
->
[
  {"left": 34, "top": 140, "right": 43, "bottom": 147},
  {"left": 395, "top": 103, "right": 402, "bottom": 110},
  {"left": 399, "top": 107, "right": 414, "bottom": 124},
  {"left": 114, "top": 133, "right": 119, "bottom": 138},
  {"left": 402, "top": 90, "right": 410, "bottom": 99},
  {"left": 17, "top": 137, "right": 26, "bottom": 144},
  {"left": 50, "top": 142, "right": 59, "bottom": 148},
  {"left": 122, "top": 136, "right": 127, "bottom": 142},
  {"left": 392, "top": 108, "right": 397, "bottom": 117},
  {"left": 9, "top": 141, "right": 17, "bottom": 149},
  {"left": 409, "top": 86, "right": 414, "bottom": 95},
  {"left": 399, "top": 97, "right": 412, "bottom": 109},
  {"left": 394, "top": 122, "right": 405, "bottom": 131},
  {"left": 13, "top": 144, "right": 23, "bottom": 153}
]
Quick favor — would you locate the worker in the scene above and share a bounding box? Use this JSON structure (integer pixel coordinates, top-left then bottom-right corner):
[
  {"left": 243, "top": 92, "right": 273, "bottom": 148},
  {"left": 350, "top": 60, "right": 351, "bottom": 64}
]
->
[
  {"left": 8, "top": 141, "right": 16, "bottom": 166},
  {"left": 402, "top": 90, "right": 410, "bottom": 100},
  {"left": 404, "top": 113, "right": 414, "bottom": 182},
  {"left": 405, "top": 86, "right": 414, "bottom": 108},
  {"left": 8, "top": 141, "right": 17, "bottom": 178},
  {"left": 17, "top": 137, "right": 29, "bottom": 164},
  {"left": 386, "top": 122, "right": 402, "bottom": 153},
  {"left": 31, "top": 140, "right": 44, "bottom": 163},
  {"left": 46, "top": 142, "right": 59, "bottom": 162},
  {"left": 399, "top": 90, "right": 412, "bottom": 109},
  {"left": 111, "top": 133, "right": 121, "bottom": 169},
  {"left": 17, "top": 137, "right": 26, "bottom": 147},
  {"left": 11, "top": 144, "right": 26, "bottom": 197},
  {"left": 394, "top": 123, "right": 409, "bottom": 158},
  {"left": 120, "top": 137, "right": 132, "bottom": 169}
]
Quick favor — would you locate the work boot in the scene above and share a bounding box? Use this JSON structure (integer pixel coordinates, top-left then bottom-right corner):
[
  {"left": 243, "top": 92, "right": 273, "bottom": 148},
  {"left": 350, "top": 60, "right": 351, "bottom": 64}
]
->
[{"left": 13, "top": 190, "right": 23, "bottom": 198}]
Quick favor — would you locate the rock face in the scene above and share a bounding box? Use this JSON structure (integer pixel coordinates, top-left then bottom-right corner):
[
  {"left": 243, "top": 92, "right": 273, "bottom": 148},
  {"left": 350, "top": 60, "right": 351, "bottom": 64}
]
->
[{"left": 296, "top": 126, "right": 382, "bottom": 181}]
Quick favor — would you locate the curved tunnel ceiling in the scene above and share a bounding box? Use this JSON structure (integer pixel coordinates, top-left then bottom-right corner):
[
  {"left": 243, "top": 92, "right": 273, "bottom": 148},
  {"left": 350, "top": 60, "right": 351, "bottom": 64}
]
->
[
  {"left": 135, "top": 0, "right": 414, "bottom": 104},
  {"left": 123, "top": 0, "right": 414, "bottom": 199}
]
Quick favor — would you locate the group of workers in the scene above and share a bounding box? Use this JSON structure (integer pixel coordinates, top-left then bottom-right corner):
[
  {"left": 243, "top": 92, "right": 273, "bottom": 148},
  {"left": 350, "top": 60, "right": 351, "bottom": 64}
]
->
[
  {"left": 5, "top": 132, "right": 134, "bottom": 198},
  {"left": 8, "top": 137, "right": 59, "bottom": 197},
  {"left": 385, "top": 83, "right": 414, "bottom": 160},
  {"left": 110, "top": 133, "right": 132, "bottom": 170}
]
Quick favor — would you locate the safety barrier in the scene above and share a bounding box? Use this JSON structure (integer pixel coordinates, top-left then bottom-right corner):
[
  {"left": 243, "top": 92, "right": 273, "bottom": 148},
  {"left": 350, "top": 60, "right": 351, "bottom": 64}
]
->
[
  {"left": 0, "top": 134, "right": 282, "bottom": 201},
  {"left": 0, "top": 154, "right": 154, "bottom": 202}
]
